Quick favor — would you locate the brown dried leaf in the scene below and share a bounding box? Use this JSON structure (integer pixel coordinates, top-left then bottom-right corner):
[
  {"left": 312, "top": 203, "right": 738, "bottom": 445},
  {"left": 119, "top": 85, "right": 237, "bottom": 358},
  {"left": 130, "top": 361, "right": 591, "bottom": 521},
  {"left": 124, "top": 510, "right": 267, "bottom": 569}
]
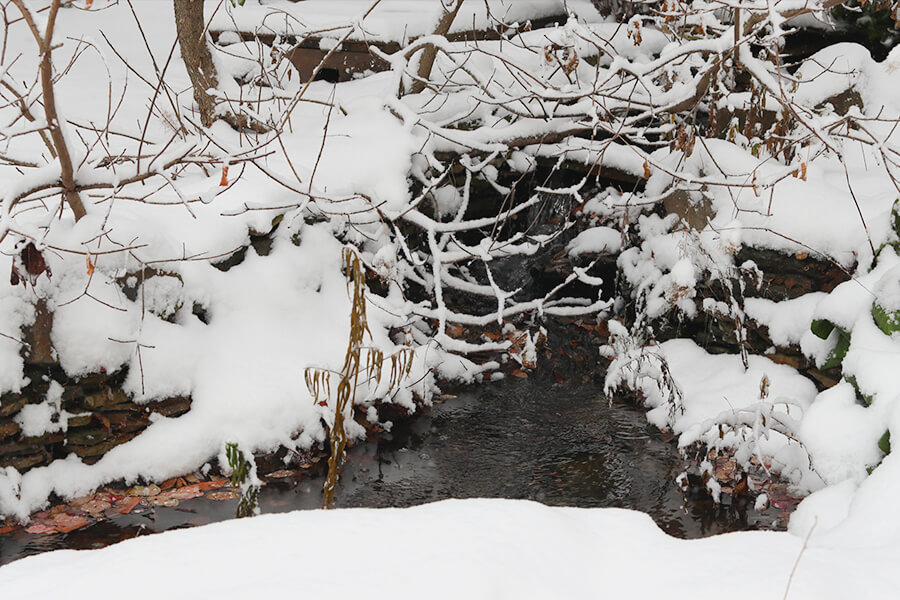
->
[
  {"left": 266, "top": 469, "right": 296, "bottom": 479},
  {"left": 52, "top": 513, "right": 92, "bottom": 533},
  {"left": 127, "top": 484, "right": 161, "bottom": 497},
  {"left": 206, "top": 489, "right": 240, "bottom": 501},
  {"left": 115, "top": 497, "right": 141, "bottom": 515},
  {"left": 25, "top": 522, "right": 58, "bottom": 535}
]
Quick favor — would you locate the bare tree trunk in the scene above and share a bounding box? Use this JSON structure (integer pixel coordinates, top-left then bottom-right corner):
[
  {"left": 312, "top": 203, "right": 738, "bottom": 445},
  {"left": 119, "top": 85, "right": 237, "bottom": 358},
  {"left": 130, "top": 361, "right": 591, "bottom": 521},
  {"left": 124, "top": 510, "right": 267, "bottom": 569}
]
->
[
  {"left": 11, "top": 0, "right": 87, "bottom": 221},
  {"left": 174, "top": 0, "right": 219, "bottom": 127},
  {"left": 410, "top": 0, "right": 464, "bottom": 94}
]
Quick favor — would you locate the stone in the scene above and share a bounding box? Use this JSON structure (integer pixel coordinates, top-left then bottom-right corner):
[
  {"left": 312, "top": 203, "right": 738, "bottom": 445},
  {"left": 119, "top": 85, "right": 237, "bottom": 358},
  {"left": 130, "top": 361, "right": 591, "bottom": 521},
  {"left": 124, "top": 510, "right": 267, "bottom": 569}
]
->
[
  {"left": 103, "top": 410, "right": 150, "bottom": 433},
  {"left": 24, "top": 431, "right": 65, "bottom": 447},
  {"left": 0, "top": 439, "right": 40, "bottom": 458},
  {"left": 663, "top": 189, "right": 715, "bottom": 231},
  {"left": 65, "top": 413, "right": 93, "bottom": 428},
  {"left": 23, "top": 298, "right": 55, "bottom": 365},
  {"left": 0, "top": 394, "right": 26, "bottom": 418},
  {"left": 68, "top": 433, "right": 136, "bottom": 458},
  {"left": 74, "top": 371, "right": 111, "bottom": 390},
  {"left": 737, "top": 247, "right": 850, "bottom": 301},
  {"left": 0, "top": 419, "right": 20, "bottom": 440},
  {"left": 61, "top": 386, "right": 84, "bottom": 412},
  {"left": 819, "top": 88, "right": 864, "bottom": 115},
  {"left": 147, "top": 396, "right": 191, "bottom": 418},
  {"left": 82, "top": 388, "right": 132, "bottom": 410},
  {"left": 0, "top": 450, "right": 49, "bottom": 471},
  {"left": 66, "top": 427, "right": 110, "bottom": 447}
]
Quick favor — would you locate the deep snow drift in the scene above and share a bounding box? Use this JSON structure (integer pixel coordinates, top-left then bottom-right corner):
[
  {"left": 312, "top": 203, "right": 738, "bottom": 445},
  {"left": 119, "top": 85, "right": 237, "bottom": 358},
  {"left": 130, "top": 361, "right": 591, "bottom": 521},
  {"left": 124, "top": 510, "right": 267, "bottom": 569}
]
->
[{"left": 1, "top": 498, "right": 899, "bottom": 599}]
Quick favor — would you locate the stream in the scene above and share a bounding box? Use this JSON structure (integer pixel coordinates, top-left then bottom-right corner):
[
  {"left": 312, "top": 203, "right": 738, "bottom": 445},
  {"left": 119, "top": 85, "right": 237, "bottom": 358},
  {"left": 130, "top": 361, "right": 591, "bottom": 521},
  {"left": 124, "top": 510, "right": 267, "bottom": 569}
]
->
[{"left": 0, "top": 374, "right": 783, "bottom": 566}]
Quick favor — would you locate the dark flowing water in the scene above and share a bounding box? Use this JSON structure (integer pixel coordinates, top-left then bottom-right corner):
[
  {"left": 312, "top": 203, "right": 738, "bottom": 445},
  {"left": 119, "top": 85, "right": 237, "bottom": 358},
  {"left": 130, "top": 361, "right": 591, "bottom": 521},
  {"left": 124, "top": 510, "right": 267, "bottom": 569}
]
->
[{"left": 0, "top": 376, "right": 782, "bottom": 566}]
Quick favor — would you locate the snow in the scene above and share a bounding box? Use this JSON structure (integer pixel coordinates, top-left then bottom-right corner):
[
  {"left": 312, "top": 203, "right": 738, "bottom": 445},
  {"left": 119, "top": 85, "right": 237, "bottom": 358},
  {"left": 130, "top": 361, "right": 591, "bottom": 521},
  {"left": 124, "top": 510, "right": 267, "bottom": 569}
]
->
[
  {"left": 1, "top": 1, "right": 900, "bottom": 597},
  {"left": 566, "top": 226, "right": 621, "bottom": 257},
  {"left": 745, "top": 293, "right": 827, "bottom": 347},
  {"left": 1, "top": 498, "right": 899, "bottom": 599},
  {"left": 14, "top": 382, "right": 66, "bottom": 437},
  {"left": 0, "top": 0, "right": 446, "bottom": 520},
  {"left": 211, "top": 1, "right": 599, "bottom": 43}
]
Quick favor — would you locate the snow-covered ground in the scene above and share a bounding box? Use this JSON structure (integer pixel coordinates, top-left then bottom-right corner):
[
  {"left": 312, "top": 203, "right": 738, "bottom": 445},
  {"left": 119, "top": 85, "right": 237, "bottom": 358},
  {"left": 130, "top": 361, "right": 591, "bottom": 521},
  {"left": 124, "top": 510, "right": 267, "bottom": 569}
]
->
[
  {"left": 2, "top": 1, "right": 900, "bottom": 596},
  {"left": 1, "top": 498, "right": 899, "bottom": 599}
]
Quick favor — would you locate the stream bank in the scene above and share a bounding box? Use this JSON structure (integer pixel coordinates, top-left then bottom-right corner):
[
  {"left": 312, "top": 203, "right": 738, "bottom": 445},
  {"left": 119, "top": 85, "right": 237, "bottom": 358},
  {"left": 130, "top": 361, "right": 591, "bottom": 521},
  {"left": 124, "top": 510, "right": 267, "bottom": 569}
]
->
[{"left": 0, "top": 318, "right": 801, "bottom": 566}]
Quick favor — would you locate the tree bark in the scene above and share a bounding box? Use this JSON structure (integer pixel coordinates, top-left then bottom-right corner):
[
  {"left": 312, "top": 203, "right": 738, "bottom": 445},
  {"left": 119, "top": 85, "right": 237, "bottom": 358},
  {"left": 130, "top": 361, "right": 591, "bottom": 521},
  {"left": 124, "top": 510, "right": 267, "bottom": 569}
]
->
[
  {"left": 410, "top": 0, "right": 464, "bottom": 94},
  {"left": 174, "top": 0, "right": 219, "bottom": 128},
  {"left": 11, "top": 0, "right": 86, "bottom": 221}
]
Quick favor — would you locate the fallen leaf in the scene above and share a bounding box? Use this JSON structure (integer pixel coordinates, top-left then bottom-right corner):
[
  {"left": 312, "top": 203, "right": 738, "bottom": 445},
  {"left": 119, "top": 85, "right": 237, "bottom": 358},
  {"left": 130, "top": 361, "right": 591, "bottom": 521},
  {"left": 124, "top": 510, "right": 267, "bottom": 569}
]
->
[
  {"left": 160, "top": 478, "right": 177, "bottom": 490},
  {"left": 220, "top": 165, "right": 229, "bottom": 187},
  {"left": 95, "top": 492, "right": 124, "bottom": 504},
  {"left": 128, "top": 484, "right": 161, "bottom": 497},
  {"left": 51, "top": 513, "right": 91, "bottom": 534},
  {"left": 0, "top": 524, "right": 22, "bottom": 535},
  {"left": 266, "top": 469, "right": 296, "bottom": 479},
  {"left": 25, "top": 523, "right": 58, "bottom": 535},
  {"left": 79, "top": 499, "right": 112, "bottom": 516},
  {"left": 206, "top": 489, "right": 239, "bottom": 501},
  {"left": 166, "top": 484, "right": 206, "bottom": 500},
  {"left": 115, "top": 497, "right": 141, "bottom": 515},
  {"left": 149, "top": 496, "right": 179, "bottom": 507},
  {"left": 195, "top": 480, "right": 228, "bottom": 491}
]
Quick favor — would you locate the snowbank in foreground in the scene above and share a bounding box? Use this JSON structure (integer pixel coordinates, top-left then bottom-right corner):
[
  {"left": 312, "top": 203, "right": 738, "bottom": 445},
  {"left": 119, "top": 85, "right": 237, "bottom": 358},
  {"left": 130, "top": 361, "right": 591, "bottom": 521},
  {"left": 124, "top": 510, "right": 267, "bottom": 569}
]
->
[{"left": 0, "top": 498, "right": 897, "bottom": 599}]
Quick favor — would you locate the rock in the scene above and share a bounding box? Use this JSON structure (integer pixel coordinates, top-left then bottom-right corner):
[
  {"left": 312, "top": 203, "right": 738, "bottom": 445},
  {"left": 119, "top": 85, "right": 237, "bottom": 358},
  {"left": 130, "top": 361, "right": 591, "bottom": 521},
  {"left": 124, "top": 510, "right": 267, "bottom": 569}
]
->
[
  {"left": 147, "top": 396, "right": 191, "bottom": 418},
  {"left": 0, "top": 450, "right": 50, "bottom": 470},
  {"left": 23, "top": 298, "right": 55, "bottom": 365},
  {"left": 82, "top": 388, "right": 131, "bottom": 410},
  {"left": 737, "top": 247, "right": 850, "bottom": 301},
  {"left": 102, "top": 410, "right": 150, "bottom": 433},
  {"left": 65, "top": 413, "right": 93, "bottom": 428},
  {"left": 67, "top": 432, "right": 137, "bottom": 458},
  {"left": 0, "top": 419, "right": 20, "bottom": 440},
  {"left": 663, "top": 189, "right": 715, "bottom": 231},
  {"left": 66, "top": 427, "right": 110, "bottom": 447},
  {"left": 0, "top": 394, "right": 26, "bottom": 418},
  {"left": 819, "top": 88, "right": 863, "bottom": 115},
  {"left": 31, "top": 432, "right": 66, "bottom": 447},
  {"left": 61, "top": 387, "right": 84, "bottom": 412},
  {"left": 74, "top": 371, "right": 111, "bottom": 389}
]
